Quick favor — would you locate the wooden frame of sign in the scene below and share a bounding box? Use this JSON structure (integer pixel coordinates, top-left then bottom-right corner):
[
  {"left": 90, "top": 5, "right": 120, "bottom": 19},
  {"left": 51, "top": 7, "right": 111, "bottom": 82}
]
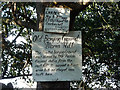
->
[{"left": 43, "top": 7, "right": 70, "bottom": 33}]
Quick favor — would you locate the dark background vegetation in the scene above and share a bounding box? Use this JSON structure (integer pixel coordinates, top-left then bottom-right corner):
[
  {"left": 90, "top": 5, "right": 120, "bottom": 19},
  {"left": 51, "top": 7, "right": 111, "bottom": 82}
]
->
[{"left": 0, "top": 1, "right": 120, "bottom": 89}]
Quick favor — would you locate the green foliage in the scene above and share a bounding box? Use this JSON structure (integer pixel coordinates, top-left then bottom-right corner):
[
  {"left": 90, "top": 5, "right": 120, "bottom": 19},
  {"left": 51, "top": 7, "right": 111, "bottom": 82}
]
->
[
  {"left": 74, "top": 2, "right": 120, "bottom": 88},
  {"left": 1, "top": 2, "right": 33, "bottom": 80}
]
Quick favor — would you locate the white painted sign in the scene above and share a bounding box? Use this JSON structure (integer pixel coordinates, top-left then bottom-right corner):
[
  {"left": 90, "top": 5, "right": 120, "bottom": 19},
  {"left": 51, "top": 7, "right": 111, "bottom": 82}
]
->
[
  {"left": 44, "top": 8, "right": 70, "bottom": 33},
  {"left": 32, "top": 31, "right": 82, "bottom": 81}
]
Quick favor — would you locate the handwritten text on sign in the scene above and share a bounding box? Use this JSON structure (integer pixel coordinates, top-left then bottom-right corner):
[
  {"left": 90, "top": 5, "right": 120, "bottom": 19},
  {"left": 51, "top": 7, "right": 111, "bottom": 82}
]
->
[
  {"left": 32, "top": 31, "right": 82, "bottom": 81},
  {"left": 44, "top": 8, "right": 70, "bottom": 33}
]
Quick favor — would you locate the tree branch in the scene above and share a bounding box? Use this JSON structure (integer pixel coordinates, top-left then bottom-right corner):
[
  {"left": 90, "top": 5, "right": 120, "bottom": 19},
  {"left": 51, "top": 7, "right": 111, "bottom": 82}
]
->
[
  {"left": 11, "top": 28, "right": 23, "bottom": 43},
  {"left": 1, "top": 74, "right": 32, "bottom": 79},
  {"left": 10, "top": 2, "right": 37, "bottom": 30},
  {"left": 15, "top": 20, "right": 37, "bottom": 30}
]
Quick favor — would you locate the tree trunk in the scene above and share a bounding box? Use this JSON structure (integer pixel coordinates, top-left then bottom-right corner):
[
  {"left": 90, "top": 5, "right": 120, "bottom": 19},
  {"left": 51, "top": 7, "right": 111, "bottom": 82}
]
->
[
  {"left": 37, "top": 82, "right": 70, "bottom": 90},
  {"left": 36, "top": 2, "right": 70, "bottom": 90},
  {"left": 35, "top": 2, "right": 89, "bottom": 89}
]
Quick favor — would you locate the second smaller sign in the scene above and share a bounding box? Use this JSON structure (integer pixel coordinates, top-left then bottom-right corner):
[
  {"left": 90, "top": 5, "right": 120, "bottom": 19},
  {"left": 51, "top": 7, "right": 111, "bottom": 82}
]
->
[{"left": 44, "top": 7, "right": 70, "bottom": 33}]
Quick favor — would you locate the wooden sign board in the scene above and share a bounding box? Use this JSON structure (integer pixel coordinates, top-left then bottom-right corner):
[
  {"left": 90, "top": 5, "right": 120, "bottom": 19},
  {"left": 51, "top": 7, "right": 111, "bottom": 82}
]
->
[
  {"left": 44, "top": 8, "right": 70, "bottom": 33},
  {"left": 32, "top": 31, "right": 82, "bottom": 81}
]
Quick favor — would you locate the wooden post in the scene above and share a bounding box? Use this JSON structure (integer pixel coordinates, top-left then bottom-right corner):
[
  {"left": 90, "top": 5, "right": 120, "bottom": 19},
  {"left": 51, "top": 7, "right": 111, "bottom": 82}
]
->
[
  {"left": 37, "top": 82, "right": 70, "bottom": 90},
  {"left": 36, "top": 2, "right": 70, "bottom": 90}
]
